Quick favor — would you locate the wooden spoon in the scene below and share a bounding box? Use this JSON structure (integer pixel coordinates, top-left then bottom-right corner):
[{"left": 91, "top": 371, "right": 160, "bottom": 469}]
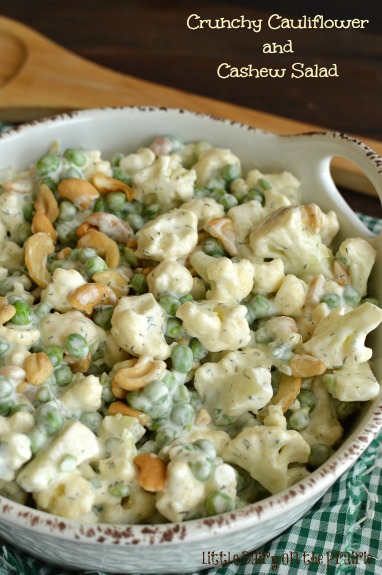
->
[{"left": 0, "top": 15, "right": 381, "bottom": 197}]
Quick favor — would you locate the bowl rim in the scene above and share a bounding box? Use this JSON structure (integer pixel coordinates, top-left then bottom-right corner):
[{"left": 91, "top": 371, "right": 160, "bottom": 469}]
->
[{"left": 0, "top": 105, "right": 381, "bottom": 547}]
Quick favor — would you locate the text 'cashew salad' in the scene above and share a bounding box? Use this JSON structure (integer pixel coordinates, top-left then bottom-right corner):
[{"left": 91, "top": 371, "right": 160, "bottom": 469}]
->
[{"left": 0, "top": 136, "right": 380, "bottom": 524}]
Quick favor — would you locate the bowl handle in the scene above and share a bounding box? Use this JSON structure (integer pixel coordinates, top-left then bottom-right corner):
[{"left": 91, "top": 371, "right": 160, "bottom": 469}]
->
[{"left": 291, "top": 131, "right": 382, "bottom": 203}]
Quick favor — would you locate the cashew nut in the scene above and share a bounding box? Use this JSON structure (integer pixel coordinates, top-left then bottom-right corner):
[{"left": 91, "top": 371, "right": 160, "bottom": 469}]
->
[
  {"left": 34, "top": 183, "right": 59, "bottom": 223},
  {"left": 113, "top": 356, "right": 167, "bottom": 391},
  {"left": 91, "top": 172, "right": 134, "bottom": 201},
  {"left": 67, "top": 283, "right": 118, "bottom": 315},
  {"left": 24, "top": 352, "right": 54, "bottom": 385},
  {"left": 58, "top": 178, "right": 100, "bottom": 210},
  {"left": 77, "top": 229, "right": 120, "bottom": 269},
  {"left": 25, "top": 232, "right": 55, "bottom": 288}
]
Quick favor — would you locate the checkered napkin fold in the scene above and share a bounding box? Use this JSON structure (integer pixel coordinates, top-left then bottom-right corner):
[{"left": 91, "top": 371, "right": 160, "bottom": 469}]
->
[{"left": 0, "top": 122, "right": 381, "bottom": 575}]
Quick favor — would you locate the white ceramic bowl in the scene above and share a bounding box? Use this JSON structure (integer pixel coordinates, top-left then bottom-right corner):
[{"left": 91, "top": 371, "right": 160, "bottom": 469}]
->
[{"left": 0, "top": 107, "right": 381, "bottom": 574}]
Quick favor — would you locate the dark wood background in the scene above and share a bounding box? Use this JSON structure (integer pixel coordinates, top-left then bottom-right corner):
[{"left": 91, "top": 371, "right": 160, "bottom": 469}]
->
[{"left": 1, "top": 0, "right": 382, "bottom": 218}]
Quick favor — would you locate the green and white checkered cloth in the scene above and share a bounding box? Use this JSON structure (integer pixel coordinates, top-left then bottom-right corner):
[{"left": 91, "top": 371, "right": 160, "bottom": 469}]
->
[{"left": 0, "top": 123, "right": 381, "bottom": 575}]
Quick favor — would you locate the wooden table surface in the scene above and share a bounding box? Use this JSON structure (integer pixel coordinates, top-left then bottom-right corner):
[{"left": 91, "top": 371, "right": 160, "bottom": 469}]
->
[{"left": 1, "top": 0, "right": 381, "bottom": 218}]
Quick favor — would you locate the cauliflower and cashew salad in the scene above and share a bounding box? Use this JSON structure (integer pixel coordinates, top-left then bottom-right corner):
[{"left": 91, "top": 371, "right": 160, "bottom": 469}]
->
[{"left": 0, "top": 135, "right": 380, "bottom": 524}]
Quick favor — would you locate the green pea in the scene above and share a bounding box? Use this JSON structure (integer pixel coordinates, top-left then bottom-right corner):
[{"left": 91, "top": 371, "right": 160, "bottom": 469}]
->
[
  {"left": 246, "top": 294, "right": 273, "bottom": 322},
  {"left": 0, "top": 377, "right": 13, "bottom": 400},
  {"left": 193, "top": 187, "right": 210, "bottom": 199},
  {"left": 288, "top": 407, "right": 310, "bottom": 431},
  {"left": 123, "top": 247, "right": 139, "bottom": 268},
  {"left": 144, "top": 203, "right": 160, "bottom": 219},
  {"left": 123, "top": 200, "right": 144, "bottom": 215},
  {"left": 130, "top": 273, "right": 148, "bottom": 295},
  {"left": 230, "top": 186, "right": 247, "bottom": 203},
  {"left": 108, "top": 483, "right": 130, "bottom": 498},
  {"left": 59, "top": 454, "right": 78, "bottom": 472},
  {"left": 321, "top": 293, "right": 342, "bottom": 309},
  {"left": 0, "top": 278, "right": 17, "bottom": 297},
  {"left": 297, "top": 390, "right": 316, "bottom": 412},
  {"left": 171, "top": 344, "right": 193, "bottom": 373},
  {"left": 10, "top": 300, "right": 32, "bottom": 326},
  {"left": 34, "top": 386, "right": 52, "bottom": 404},
  {"left": 245, "top": 189, "right": 265, "bottom": 204},
  {"left": 193, "top": 439, "right": 217, "bottom": 461},
  {"left": 220, "top": 163, "right": 240, "bottom": 183},
  {"left": 155, "top": 427, "right": 178, "bottom": 448},
  {"left": 56, "top": 222, "right": 76, "bottom": 244},
  {"left": 159, "top": 293, "right": 180, "bottom": 316},
  {"left": 144, "top": 380, "right": 170, "bottom": 404},
  {"left": 88, "top": 475, "right": 102, "bottom": 489},
  {"left": 0, "top": 341, "right": 10, "bottom": 357},
  {"left": 100, "top": 375, "right": 115, "bottom": 403},
  {"left": 170, "top": 403, "right": 194, "bottom": 429},
  {"left": 218, "top": 193, "right": 238, "bottom": 210},
  {"left": 207, "top": 177, "right": 226, "bottom": 191},
  {"left": 45, "top": 346, "right": 64, "bottom": 367},
  {"left": 165, "top": 317, "right": 183, "bottom": 339},
  {"left": 93, "top": 306, "right": 114, "bottom": 330},
  {"left": 63, "top": 148, "right": 87, "bottom": 167},
  {"left": 0, "top": 399, "right": 14, "bottom": 416},
  {"left": 65, "top": 333, "right": 89, "bottom": 359},
  {"left": 172, "top": 383, "right": 190, "bottom": 403},
  {"left": 28, "top": 426, "right": 48, "bottom": 454},
  {"left": 77, "top": 248, "right": 98, "bottom": 262},
  {"left": 85, "top": 255, "right": 108, "bottom": 276},
  {"left": 161, "top": 370, "right": 176, "bottom": 391},
  {"left": 205, "top": 491, "right": 234, "bottom": 516},
  {"left": 210, "top": 188, "right": 226, "bottom": 202},
  {"left": 54, "top": 364, "right": 73, "bottom": 387},
  {"left": 255, "top": 326, "right": 272, "bottom": 344},
  {"left": 93, "top": 197, "right": 106, "bottom": 213},
  {"left": 10, "top": 403, "right": 34, "bottom": 415},
  {"left": 111, "top": 152, "right": 124, "bottom": 167},
  {"left": 17, "top": 222, "right": 32, "bottom": 245},
  {"left": 36, "top": 153, "right": 60, "bottom": 176},
  {"left": 40, "top": 177, "right": 58, "bottom": 193},
  {"left": 106, "top": 192, "right": 126, "bottom": 213},
  {"left": 179, "top": 293, "right": 193, "bottom": 304},
  {"left": 59, "top": 200, "right": 77, "bottom": 221},
  {"left": 189, "top": 338, "right": 208, "bottom": 361},
  {"left": 203, "top": 237, "right": 226, "bottom": 257},
  {"left": 80, "top": 411, "right": 103, "bottom": 434},
  {"left": 343, "top": 286, "right": 361, "bottom": 306},
  {"left": 35, "top": 405, "right": 64, "bottom": 435},
  {"left": 257, "top": 177, "right": 272, "bottom": 190},
  {"left": 22, "top": 204, "right": 35, "bottom": 223},
  {"left": 189, "top": 459, "right": 212, "bottom": 481},
  {"left": 125, "top": 213, "right": 145, "bottom": 232},
  {"left": 308, "top": 443, "right": 331, "bottom": 468},
  {"left": 33, "top": 302, "right": 51, "bottom": 318}
]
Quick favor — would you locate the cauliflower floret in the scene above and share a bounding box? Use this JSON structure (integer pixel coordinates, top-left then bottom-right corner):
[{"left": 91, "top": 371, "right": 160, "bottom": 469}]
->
[
  {"left": 180, "top": 197, "right": 224, "bottom": 230},
  {"left": 249, "top": 204, "right": 333, "bottom": 282},
  {"left": 246, "top": 169, "right": 301, "bottom": 204},
  {"left": 0, "top": 479, "right": 27, "bottom": 504},
  {"left": 194, "top": 349, "right": 273, "bottom": 422},
  {"left": 189, "top": 250, "right": 216, "bottom": 282},
  {"left": 0, "top": 190, "right": 27, "bottom": 240},
  {"left": 324, "top": 361, "right": 380, "bottom": 402},
  {"left": 132, "top": 155, "right": 196, "bottom": 206},
  {"left": 35, "top": 472, "right": 96, "bottom": 519},
  {"left": 0, "top": 412, "right": 35, "bottom": 436},
  {"left": 303, "top": 302, "right": 382, "bottom": 368},
  {"left": 39, "top": 310, "right": 104, "bottom": 351},
  {"left": 320, "top": 210, "right": 340, "bottom": 245},
  {"left": 0, "top": 432, "right": 32, "bottom": 481},
  {"left": 111, "top": 293, "right": 171, "bottom": 359},
  {"left": 192, "top": 147, "right": 241, "bottom": 187},
  {"left": 274, "top": 274, "right": 307, "bottom": 317},
  {"left": 176, "top": 299, "right": 250, "bottom": 352},
  {"left": 135, "top": 209, "right": 198, "bottom": 262},
  {"left": 205, "top": 257, "right": 254, "bottom": 304},
  {"left": 252, "top": 258, "right": 285, "bottom": 295},
  {"left": 40, "top": 268, "right": 87, "bottom": 312},
  {"left": 156, "top": 443, "right": 236, "bottom": 522},
  {"left": 228, "top": 200, "right": 264, "bottom": 258},
  {"left": 222, "top": 425, "right": 310, "bottom": 494},
  {"left": 337, "top": 237, "right": 377, "bottom": 297},
  {"left": 119, "top": 147, "right": 156, "bottom": 176},
  {"left": 0, "top": 324, "right": 40, "bottom": 348},
  {"left": 59, "top": 373, "right": 103, "bottom": 414},
  {"left": 17, "top": 421, "right": 99, "bottom": 492},
  {"left": 0, "top": 240, "right": 24, "bottom": 269},
  {"left": 82, "top": 150, "right": 112, "bottom": 179},
  {"left": 301, "top": 378, "right": 343, "bottom": 447},
  {"left": 147, "top": 260, "right": 193, "bottom": 298},
  {"left": 100, "top": 414, "right": 145, "bottom": 445}
]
